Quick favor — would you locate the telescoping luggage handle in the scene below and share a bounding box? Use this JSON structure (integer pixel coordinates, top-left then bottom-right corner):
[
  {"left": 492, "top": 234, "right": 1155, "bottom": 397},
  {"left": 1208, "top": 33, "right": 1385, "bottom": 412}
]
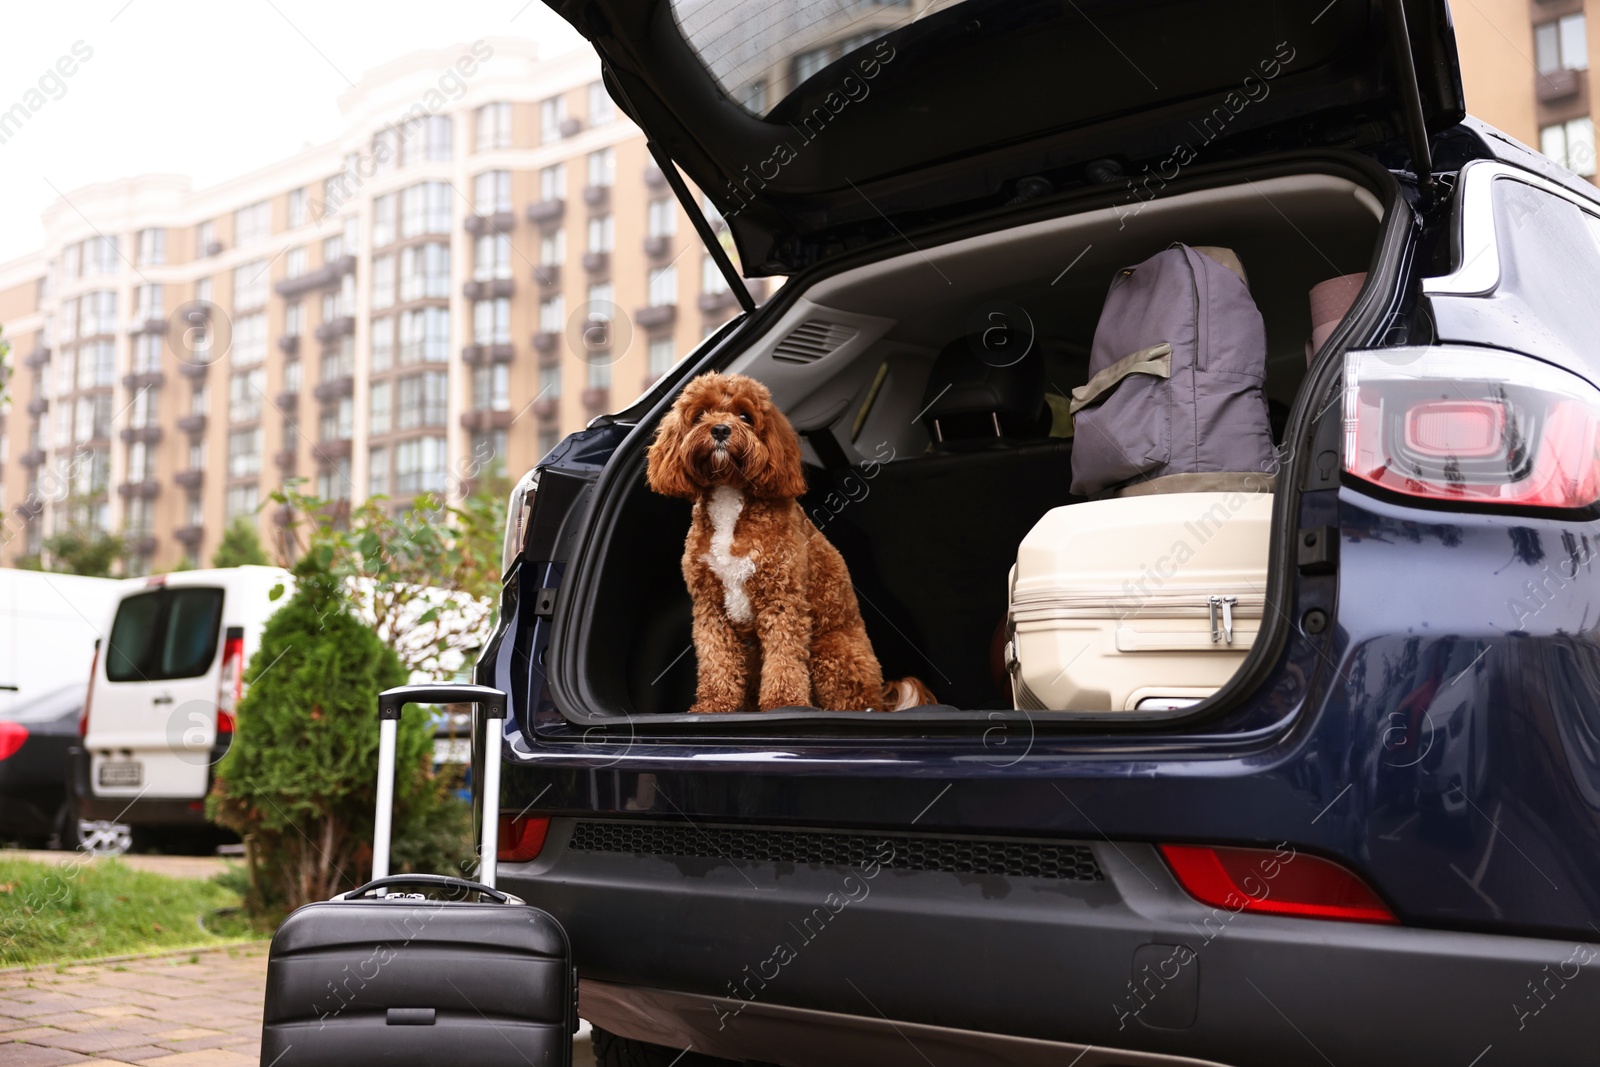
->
[{"left": 372, "top": 684, "right": 507, "bottom": 890}]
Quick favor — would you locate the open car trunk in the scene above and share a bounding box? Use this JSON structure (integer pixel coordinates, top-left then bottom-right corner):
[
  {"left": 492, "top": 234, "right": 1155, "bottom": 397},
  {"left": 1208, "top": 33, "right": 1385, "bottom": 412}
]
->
[{"left": 561, "top": 158, "right": 1397, "bottom": 721}]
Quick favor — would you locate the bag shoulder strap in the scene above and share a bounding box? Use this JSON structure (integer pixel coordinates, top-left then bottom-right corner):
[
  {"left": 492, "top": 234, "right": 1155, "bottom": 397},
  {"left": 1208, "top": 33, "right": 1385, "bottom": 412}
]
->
[{"left": 1068, "top": 342, "right": 1172, "bottom": 416}]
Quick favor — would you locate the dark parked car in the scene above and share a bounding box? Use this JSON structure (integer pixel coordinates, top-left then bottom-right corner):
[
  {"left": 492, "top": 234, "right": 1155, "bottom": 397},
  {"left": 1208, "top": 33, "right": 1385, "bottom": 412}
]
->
[
  {"left": 478, "top": 1, "right": 1600, "bottom": 1064},
  {"left": 0, "top": 685, "right": 126, "bottom": 852}
]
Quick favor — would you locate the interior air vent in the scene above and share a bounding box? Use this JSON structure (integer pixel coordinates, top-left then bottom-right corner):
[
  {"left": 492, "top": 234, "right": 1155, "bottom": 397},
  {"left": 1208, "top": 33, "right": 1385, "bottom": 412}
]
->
[{"left": 772, "top": 320, "right": 858, "bottom": 364}]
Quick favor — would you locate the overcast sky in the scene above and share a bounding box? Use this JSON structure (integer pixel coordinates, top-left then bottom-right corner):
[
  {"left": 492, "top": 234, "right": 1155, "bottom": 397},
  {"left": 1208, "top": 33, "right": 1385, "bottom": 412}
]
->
[{"left": 0, "top": 0, "right": 587, "bottom": 264}]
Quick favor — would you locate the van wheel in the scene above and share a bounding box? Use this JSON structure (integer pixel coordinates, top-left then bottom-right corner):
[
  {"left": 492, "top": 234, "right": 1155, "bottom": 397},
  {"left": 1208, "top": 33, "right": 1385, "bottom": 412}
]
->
[
  {"left": 590, "top": 1026, "right": 748, "bottom": 1066},
  {"left": 68, "top": 795, "right": 132, "bottom": 857}
]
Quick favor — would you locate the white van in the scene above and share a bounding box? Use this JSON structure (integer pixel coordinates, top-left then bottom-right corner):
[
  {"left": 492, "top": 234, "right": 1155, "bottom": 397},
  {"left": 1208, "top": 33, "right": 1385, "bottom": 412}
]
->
[
  {"left": 70, "top": 565, "right": 290, "bottom": 849},
  {"left": 0, "top": 569, "right": 121, "bottom": 715}
]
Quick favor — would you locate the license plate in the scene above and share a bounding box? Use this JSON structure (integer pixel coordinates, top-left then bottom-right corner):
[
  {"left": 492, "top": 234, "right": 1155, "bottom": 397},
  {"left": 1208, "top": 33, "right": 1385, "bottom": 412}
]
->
[
  {"left": 432, "top": 738, "right": 471, "bottom": 764},
  {"left": 97, "top": 760, "right": 143, "bottom": 787}
]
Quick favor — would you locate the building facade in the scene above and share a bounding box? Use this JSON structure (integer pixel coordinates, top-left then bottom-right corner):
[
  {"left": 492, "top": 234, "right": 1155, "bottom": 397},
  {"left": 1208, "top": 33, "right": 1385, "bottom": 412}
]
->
[{"left": 0, "top": 38, "right": 755, "bottom": 572}]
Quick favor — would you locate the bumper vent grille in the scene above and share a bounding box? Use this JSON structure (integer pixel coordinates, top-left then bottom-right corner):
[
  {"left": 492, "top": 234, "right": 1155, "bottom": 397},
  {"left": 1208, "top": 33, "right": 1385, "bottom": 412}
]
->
[{"left": 567, "top": 820, "right": 1103, "bottom": 881}]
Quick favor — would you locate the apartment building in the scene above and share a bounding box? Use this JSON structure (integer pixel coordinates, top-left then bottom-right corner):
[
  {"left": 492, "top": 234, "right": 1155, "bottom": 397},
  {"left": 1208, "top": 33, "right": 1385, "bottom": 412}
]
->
[{"left": 0, "top": 37, "right": 754, "bottom": 573}]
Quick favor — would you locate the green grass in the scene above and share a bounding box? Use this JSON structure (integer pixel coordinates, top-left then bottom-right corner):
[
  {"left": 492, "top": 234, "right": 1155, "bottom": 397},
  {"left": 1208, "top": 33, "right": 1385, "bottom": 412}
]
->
[{"left": 0, "top": 857, "right": 264, "bottom": 967}]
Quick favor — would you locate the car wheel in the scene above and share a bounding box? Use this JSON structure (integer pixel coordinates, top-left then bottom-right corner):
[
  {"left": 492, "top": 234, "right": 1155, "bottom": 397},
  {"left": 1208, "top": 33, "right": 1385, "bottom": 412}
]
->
[
  {"left": 590, "top": 1025, "right": 749, "bottom": 1067},
  {"left": 75, "top": 818, "right": 132, "bottom": 856}
]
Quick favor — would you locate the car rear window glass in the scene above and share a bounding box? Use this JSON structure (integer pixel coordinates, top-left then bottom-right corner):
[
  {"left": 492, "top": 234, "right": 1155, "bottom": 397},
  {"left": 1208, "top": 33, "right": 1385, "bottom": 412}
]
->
[
  {"left": 669, "top": 0, "right": 952, "bottom": 115},
  {"left": 105, "top": 588, "right": 224, "bottom": 682}
]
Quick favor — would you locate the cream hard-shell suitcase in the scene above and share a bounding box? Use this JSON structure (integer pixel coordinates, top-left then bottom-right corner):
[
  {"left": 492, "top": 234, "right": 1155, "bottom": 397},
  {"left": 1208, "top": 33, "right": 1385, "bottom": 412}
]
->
[{"left": 1007, "top": 492, "right": 1273, "bottom": 711}]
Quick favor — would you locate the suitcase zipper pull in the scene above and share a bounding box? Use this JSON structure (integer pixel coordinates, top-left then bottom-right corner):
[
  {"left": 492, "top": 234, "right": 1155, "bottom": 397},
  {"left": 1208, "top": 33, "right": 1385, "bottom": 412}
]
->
[{"left": 1207, "top": 595, "right": 1237, "bottom": 644}]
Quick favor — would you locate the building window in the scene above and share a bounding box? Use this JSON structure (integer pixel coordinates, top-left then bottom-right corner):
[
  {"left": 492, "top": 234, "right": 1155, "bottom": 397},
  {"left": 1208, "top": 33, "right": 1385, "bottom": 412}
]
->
[
  {"left": 368, "top": 447, "right": 390, "bottom": 497},
  {"left": 323, "top": 274, "right": 353, "bottom": 319},
  {"left": 234, "top": 261, "right": 270, "bottom": 311},
  {"left": 587, "top": 147, "right": 616, "bottom": 188},
  {"left": 317, "top": 458, "right": 352, "bottom": 502},
  {"left": 372, "top": 316, "right": 394, "bottom": 372},
  {"left": 62, "top": 242, "right": 81, "bottom": 280},
  {"left": 539, "top": 296, "right": 565, "bottom": 334},
  {"left": 187, "top": 492, "right": 204, "bottom": 526},
  {"left": 320, "top": 397, "right": 353, "bottom": 441},
  {"left": 133, "top": 283, "right": 163, "bottom": 322},
  {"left": 226, "top": 483, "right": 258, "bottom": 519},
  {"left": 587, "top": 358, "right": 612, "bottom": 390},
  {"left": 228, "top": 427, "right": 262, "bottom": 477},
  {"left": 397, "top": 371, "right": 448, "bottom": 430},
  {"left": 284, "top": 246, "right": 307, "bottom": 278},
  {"left": 409, "top": 114, "right": 453, "bottom": 163},
  {"left": 792, "top": 46, "right": 830, "bottom": 88},
  {"left": 78, "top": 339, "right": 115, "bottom": 389},
  {"left": 401, "top": 182, "right": 453, "bottom": 237},
  {"left": 470, "top": 431, "right": 507, "bottom": 476},
  {"left": 540, "top": 163, "right": 566, "bottom": 202},
  {"left": 399, "top": 242, "right": 451, "bottom": 301},
  {"left": 539, "top": 364, "right": 561, "bottom": 402},
  {"left": 739, "top": 80, "right": 767, "bottom": 113},
  {"left": 133, "top": 333, "right": 163, "bottom": 374},
  {"left": 473, "top": 298, "right": 511, "bottom": 344},
  {"left": 474, "top": 234, "right": 512, "bottom": 281},
  {"left": 539, "top": 96, "right": 566, "bottom": 144},
  {"left": 233, "top": 312, "right": 268, "bottom": 367},
  {"left": 322, "top": 338, "right": 354, "bottom": 382},
  {"left": 372, "top": 193, "right": 397, "bottom": 248},
  {"left": 473, "top": 363, "right": 510, "bottom": 411},
  {"left": 588, "top": 81, "right": 615, "bottom": 125},
  {"left": 374, "top": 127, "right": 400, "bottom": 174},
  {"left": 1542, "top": 118, "right": 1598, "bottom": 177},
  {"left": 235, "top": 201, "right": 270, "bottom": 246},
  {"left": 137, "top": 228, "right": 165, "bottom": 266},
  {"left": 647, "top": 199, "right": 677, "bottom": 238},
  {"left": 1536, "top": 14, "right": 1587, "bottom": 74},
  {"left": 395, "top": 436, "right": 447, "bottom": 494},
  {"left": 702, "top": 254, "right": 729, "bottom": 294},
  {"left": 474, "top": 170, "right": 512, "bottom": 215},
  {"left": 229, "top": 368, "right": 266, "bottom": 423},
  {"left": 398, "top": 306, "right": 450, "bottom": 364},
  {"left": 84, "top": 236, "right": 119, "bottom": 276},
  {"left": 372, "top": 254, "right": 395, "bottom": 310},
  {"left": 587, "top": 215, "right": 614, "bottom": 253},
  {"left": 539, "top": 229, "right": 565, "bottom": 267},
  {"left": 648, "top": 266, "right": 677, "bottom": 307},
  {"left": 81, "top": 290, "right": 117, "bottom": 336},
  {"left": 283, "top": 359, "right": 302, "bottom": 395},
  {"left": 285, "top": 300, "right": 304, "bottom": 338},
  {"left": 369, "top": 380, "right": 392, "bottom": 436},
  {"left": 288, "top": 187, "right": 308, "bottom": 228},
  {"left": 476, "top": 102, "right": 513, "bottom": 151},
  {"left": 648, "top": 337, "right": 677, "bottom": 377},
  {"left": 127, "top": 440, "right": 153, "bottom": 483}
]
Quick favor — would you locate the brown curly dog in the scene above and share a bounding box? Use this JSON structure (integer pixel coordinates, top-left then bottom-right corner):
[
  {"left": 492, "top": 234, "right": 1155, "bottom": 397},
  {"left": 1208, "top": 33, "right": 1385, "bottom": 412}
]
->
[{"left": 647, "top": 372, "right": 934, "bottom": 713}]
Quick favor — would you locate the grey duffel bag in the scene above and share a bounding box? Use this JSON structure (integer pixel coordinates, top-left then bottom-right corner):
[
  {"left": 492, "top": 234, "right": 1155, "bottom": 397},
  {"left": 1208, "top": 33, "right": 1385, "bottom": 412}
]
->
[{"left": 1069, "top": 244, "right": 1275, "bottom": 497}]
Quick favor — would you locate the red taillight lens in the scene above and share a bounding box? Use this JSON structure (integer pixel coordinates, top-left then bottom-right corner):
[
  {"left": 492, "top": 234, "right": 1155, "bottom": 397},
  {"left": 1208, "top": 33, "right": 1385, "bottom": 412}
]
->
[
  {"left": 0, "top": 722, "right": 27, "bottom": 761},
  {"left": 218, "top": 631, "right": 245, "bottom": 716},
  {"left": 80, "top": 641, "right": 100, "bottom": 739},
  {"left": 497, "top": 814, "right": 550, "bottom": 863},
  {"left": 1159, "top": 843, "right": 1397, "bottom": 925},
  {"left": 216, "top": 710, "right": 236, "bottom": 735},
  {"left": 1345, "top": 346, "right": 1600, "bottom": 510}
]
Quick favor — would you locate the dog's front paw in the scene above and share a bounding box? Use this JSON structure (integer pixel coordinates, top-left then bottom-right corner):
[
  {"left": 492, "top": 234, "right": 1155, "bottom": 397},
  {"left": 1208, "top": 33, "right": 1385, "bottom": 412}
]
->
[
  {"left": 688, "top": 698, "right": 744, "bottom": 714},
  {"left": 758, "top": 689, "right": 811, "bottom": 712}
]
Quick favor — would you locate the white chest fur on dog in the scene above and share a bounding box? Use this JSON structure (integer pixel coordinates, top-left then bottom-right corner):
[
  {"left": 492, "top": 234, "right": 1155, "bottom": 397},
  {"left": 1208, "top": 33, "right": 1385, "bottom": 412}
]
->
[{"left": 702, "top": 485, "right": 756, "bottom": 625}]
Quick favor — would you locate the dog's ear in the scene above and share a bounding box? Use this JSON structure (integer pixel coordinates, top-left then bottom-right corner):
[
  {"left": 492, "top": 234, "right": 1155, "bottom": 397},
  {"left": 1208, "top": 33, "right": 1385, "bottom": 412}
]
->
[
  {"left": 750, "top": 400, "right": 808, "bottom": 500},
  {"left": 646, "top": 404, "right": 698, "bottom": 499}
]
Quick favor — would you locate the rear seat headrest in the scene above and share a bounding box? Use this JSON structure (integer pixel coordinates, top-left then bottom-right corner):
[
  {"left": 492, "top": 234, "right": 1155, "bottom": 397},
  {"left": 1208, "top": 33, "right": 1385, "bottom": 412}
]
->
[{"left": 919, "top": 334, "right": 1046, "bottom": 444}]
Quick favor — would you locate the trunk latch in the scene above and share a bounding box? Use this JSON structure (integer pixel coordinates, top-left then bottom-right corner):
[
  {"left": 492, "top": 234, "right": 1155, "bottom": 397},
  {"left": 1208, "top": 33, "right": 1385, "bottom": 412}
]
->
[{"left": 1208, "top": 595, "right": 1238, "bottom": 645}]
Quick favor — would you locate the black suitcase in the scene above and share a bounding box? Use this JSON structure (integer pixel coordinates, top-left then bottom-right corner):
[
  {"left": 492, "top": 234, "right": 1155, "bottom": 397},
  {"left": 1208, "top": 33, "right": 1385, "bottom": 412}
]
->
[{"left": 260, "top": 684, "right": 574, "bottom": 1066}]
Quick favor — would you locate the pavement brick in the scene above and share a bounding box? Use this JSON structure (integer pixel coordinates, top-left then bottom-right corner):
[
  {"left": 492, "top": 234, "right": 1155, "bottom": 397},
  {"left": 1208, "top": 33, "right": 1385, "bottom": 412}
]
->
[
  {"left": 132, "top": 1050, "right": 257, "bottom": 1066},
  {"left": 0, "top": 1041, "right": 94, "bottom": 1066}
]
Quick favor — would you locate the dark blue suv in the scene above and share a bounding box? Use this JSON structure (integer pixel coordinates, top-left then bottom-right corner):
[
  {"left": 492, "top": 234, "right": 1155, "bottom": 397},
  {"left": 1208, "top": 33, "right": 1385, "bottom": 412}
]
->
[{"left": 479, "top": 2, "right": 1600, "bottom": 1063}]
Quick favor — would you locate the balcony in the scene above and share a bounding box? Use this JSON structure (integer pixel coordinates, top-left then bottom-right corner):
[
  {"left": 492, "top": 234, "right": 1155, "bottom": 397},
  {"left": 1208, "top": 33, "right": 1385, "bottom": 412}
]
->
[
  {"left": 274, "top": 449, "right": 298, "bottom": 471},
  {"left": 314, "top": 438, "right": 352, "bottom": 459},
  {"left": 174, "top": 524, "right": 203, "bottom": 547},
  {"left": 119, "top": 426, "right": 163, "bottom": 445},
  {"left": 178, "top": 359, "right": 211, "bottom": 381},
  {"left": 23, "top": 346, "right": 50, "bottom": 369},
  {"left": 314, "top": 316, "right": 356, "bottom": 343},
  {"left": 277, "top": 335, "right": 300, "bottom": 355},
  {"left": 459, "top": 409, "right": 513, "bottom": 432},
  {"left": 174, "top": 469, "right": 203, "bottom": 490},
  {"left": 582, "top": 251, "right": 609, "bottom": 274},
  {"left": 14, "top": 499, "right": 43, "bottom": 521},
  {"left": 581, "top": 387, "right": 610, "bottom": 410},
  {"left": 531, "top": 396, "right": 559, "bottom": 420},
  {"left": 177, "top": 413, "right": 207, "bottom": 435},
  {"left": 533, "top": 331, "right": 560, "bottom": 354},
  {"left": 559, "top": 116, "right": 583, "bottom": 138},
  {"left": 273, "top": 505, "right": 297, "bottom": 528},
  {"left": 526, "top": 199, "right": 565, "bottom": 224},
  {"left": 131, "top": 536, "right": 158, "bottom": 556},
  {"left": 635, "top": 304, "right": 677, "bottom": 329},
  {"left": 116, "top": 480, "right": 161, "bottom": 500},
  {"left": 464, "top": 211, "right": 516, "bottom": 236},
  {"left": 462, "top": 343, "right": 515, "bottom": 366},
  {"left": 122, "top": 371, "right": 164, "bottom": 390},
  {"left": 1538, "top": 67, "right": 1583, "bottom": 103},
  {"left": 274, "top": 255, "right": 357, "bottom": 297},
  {"left": 19, "top": 449, "right": 45, "bottom": 468},
  {"left": 582, "top": 184, "right": 610, "bottom": 208},
  {"left": 463, "top": 277, "right": 515, "bottom": 300},
  {"left": 698, "top": 289, "right": 738, "bottom": 313},
  {"left": 644, "top": 234, "right": 672, "bottom": 259},
  {"left": 204, "top": 240, "right": 224, "bottom": 257},
  {"left": 276, "top": 390, "right": 299, "bottom": 410},
  {"left": 313, "top": 376, "right": 354, "bottom": 402},
  {"left": 129, "top": 317, "right": 167, "bottom": 336},
  {"left": 534, "top": 264, "right": 560, "bottom": 288},
  {"left": 25, "top": 397, "right": 47, "bottom": 417},
  {"left": 644, "top": 164, "right": 667, "bottom": 190}
]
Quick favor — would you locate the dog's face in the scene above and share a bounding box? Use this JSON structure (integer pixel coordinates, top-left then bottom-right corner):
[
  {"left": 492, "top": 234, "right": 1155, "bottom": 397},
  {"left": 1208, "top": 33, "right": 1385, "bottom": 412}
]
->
[{"left": 647, "top": 372, "right": 806, "bottom": 500}]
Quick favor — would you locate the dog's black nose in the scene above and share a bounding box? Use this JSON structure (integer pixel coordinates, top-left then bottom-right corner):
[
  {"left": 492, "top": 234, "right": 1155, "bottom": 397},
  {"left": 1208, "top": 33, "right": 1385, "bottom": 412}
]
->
[{"left": 710, "top": 423, "right": 732, "bottom": 443}]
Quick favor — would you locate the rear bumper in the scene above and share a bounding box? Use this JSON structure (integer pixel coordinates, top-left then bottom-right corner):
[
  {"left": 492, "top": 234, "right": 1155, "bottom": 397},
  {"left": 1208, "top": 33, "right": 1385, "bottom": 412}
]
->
[
  {"left": 503, "top": 819, "right": 1597, "bottom": 1067},
  {"left": 66, "top": 745, "right": 212, "bottom": 826}
]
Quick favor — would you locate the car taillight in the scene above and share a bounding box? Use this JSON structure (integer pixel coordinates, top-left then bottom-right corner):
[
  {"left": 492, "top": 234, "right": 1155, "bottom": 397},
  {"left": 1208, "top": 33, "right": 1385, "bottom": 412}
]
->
[
  {"left": 1160, "top": 843, "right": 1397, "bottom": 925},
  {"left": 497, "top": 814, "right": 550, "bottom": 862},
  {"left": 0, "top": 723, "right": 27, "bottom": 761},
  {"left": 218, "top": 628, "right": 244, "bottom": 723},
  {"left": 80, "top": 640, "right": 100, "bottom": 739},
  {"left": 502, "top": 468, "right": 540, "bottom": 575},
  {"left": 1345, "top": 346, "right": 1600, "bottom": 510}
]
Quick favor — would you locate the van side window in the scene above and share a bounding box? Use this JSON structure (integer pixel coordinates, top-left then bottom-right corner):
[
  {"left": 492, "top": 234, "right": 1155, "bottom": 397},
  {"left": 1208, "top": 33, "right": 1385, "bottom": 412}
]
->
[{"left": 106, "top": 588, "right": 225, "bottom": 682}]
